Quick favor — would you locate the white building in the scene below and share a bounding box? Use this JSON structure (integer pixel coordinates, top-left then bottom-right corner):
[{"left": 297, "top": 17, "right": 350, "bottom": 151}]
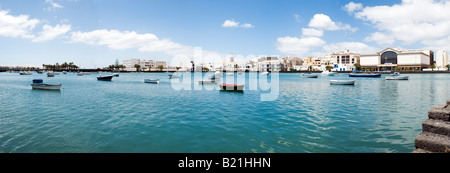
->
[
  {"left": 122, "top": 58, "right": 166, "bottom": 71},
  {"left": 329, "top": 49, "right": 360, "bottom": 72},
  {"left": 360, "top": 48, "right": 433, "bottom": 71},
  {"left": 435, "top": 50, "right": 448, "bottom": 69}
]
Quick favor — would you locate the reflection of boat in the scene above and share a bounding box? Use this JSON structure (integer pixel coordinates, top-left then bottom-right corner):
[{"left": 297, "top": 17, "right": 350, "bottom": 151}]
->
[
  {"left": 113, "top": 73, "right": 119, "bottom": 77},
  {"left": 219, "top": 84, "right": 244, "bottom": 90},
  {"left": 169, "top": 73, "right": 180, "bottom": 79},
  {"left": 97, "top": 75, "right": 113, "bottom": 81},
  {"left": 144, "top": 79, "right": 159, "bottom": 84},
  {"left": 330, "top": 80, "right": 355, "bottom": 85},
  {"left": 261, "top": 72, "right": 269, "bottom": 75},
  {"left": 349, "top": 73, "right": 381, "bottom": 77},
  {"left": 301, "top": 73, "right": 319, "bottom": 78},
  {"left": 321, "top": 71, "right": 337, "bottom": 76},
  {"left": 386, "top": 72, "right": 408, "bottom": 80}
]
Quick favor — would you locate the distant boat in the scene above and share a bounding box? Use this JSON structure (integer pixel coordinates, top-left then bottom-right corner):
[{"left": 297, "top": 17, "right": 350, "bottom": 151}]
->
[
  {"left": 349, "top": 73, "right": 381, "bottom": 77},
  {"left": 261, "top": 72, "right": 269, "bottom": 75},
  {"left": 113, "top": 73, "right": 119, "bottom": 77},
  {"left": 169, "top": 73, "right": 180, "bottom": 79},
  {"left": 199, "top": 80, "right": 217, "bottom": 84},
  {"left": 37, "top": 71, "right": 43, "bottom": 74},
  {"left": 47, "top": 72, "right": 55, "bottom": 77},
  {"left": 144, "top": 79, "right": 159, "bottom": 84},
  {"left": 20, "top": 71, "right": 32, "bottom": 75},
  {"left": 97, "top": 75, "right": 113, "bottom": 81},
  {"left": 77, "top": 72, "right": 84, "bottom": 76},
  {"left": 226, "top": 72, "right": 234, "bottom": 76},
  {"left": 219, "top": 84, "right": 244, "bottom": 91},
  {"left": 301, "top": 73, "right": 319, "bottom": 78},
  {"left": 321, "top": 71, "right": 337, "bottom": 76},
  {"left": 386, "top": 72, "right": 409, "bottom": 80},
  {"left": 330, "top": 80, "right": 355, "bottom": 85},
  {"left": 62, "top": 71, "right": 67, "bottom": 74}
]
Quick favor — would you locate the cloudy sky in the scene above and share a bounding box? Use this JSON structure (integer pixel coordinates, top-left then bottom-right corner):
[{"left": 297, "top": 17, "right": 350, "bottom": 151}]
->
[{"left": 1, "top": 0, "right": 449, "bottom": 68}]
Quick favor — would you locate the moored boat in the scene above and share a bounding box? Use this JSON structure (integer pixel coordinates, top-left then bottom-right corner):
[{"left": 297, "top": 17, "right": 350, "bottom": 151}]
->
[
  {"left": 219, "top": 84, "right": 244, "bottom": 90},
  {"left": 386, "top": 76, "right": 409, "bottom": 80},
  {"left": 169, "top": 73, "right": 180, "bottom": 79},
  {"left": 47, "top": 72, "right": 55, "bottom": 77},
  {"left": 349, "top": 73, "right": 381, "bottom": 77},
  {"left": 301, "top": 73, "right": 319, "bottom": 78},
  {"left": 330, "top": 80, "right": 355, "bottom": 85},
  {"left": 77, "top": 72, "right": 84, "bottom": 76},
  {"left": 321, "top": 71, "right": 337, "bottom": 76},
  {"left": 31, "top": 83, "right": 62, "bottom": 90},
  {"left": 261, "top": 72, "right": 269, "bottom": 75},
  {"left": 144, "top": 79, "right": 159, "bottom": 84},
  {"left": 199, "top": 80, "right": 217, "bottom": 84},
  {"left": 20, "top": 71, "right": 32, "bottom": 75},
  {"left": 113, "top": 73, "right": 119, "bottom": 77},
  {"left": 97, "top": 75, "right": 113, "bottom": 81},
  {"left": 226, "top": 72, "right": 234, "bottom": 76},
  {"left": 32, "top": 79, "right": 43, "bottom": 83}
]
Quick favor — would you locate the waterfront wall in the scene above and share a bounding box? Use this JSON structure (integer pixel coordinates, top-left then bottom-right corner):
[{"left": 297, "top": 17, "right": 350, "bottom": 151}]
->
[{"left": 413, "top": 100, "right": 450, "bottom": 153}]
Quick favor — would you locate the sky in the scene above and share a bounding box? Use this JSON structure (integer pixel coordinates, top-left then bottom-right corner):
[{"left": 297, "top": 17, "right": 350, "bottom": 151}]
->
[{"left": 1, "top": 0, "right": 449, "bottom": 68}]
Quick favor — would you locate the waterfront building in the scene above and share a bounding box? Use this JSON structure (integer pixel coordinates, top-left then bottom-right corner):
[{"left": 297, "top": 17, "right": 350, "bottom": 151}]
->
[
  {"left": 435, "top": 50, "right": 448, "bottom": 70},
  {"left": 122, "top": 58, "right": 166, "bottom": 71},
  {"left": 360, "top": 48, "right": 433, "bottom": 71},
  {"left": 329, "top": 49, "right": 360, "bottom": 72},
  {"left": 252, "top": 57, "right": 287, "bottom": 72}
]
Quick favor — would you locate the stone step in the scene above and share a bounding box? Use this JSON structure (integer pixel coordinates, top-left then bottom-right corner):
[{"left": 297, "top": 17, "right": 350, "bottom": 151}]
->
[
  {"left": 415, "top": 132, "right": 450, "bottom": 153},
  {"left": 412, "top": 148, "right": 433, "bottom": 153},
  {"left": 422, "top": 119, "right": 450, "bottom": 137},
  {"left": 428, "top": 104, "right": 450, "bottom": 121}
]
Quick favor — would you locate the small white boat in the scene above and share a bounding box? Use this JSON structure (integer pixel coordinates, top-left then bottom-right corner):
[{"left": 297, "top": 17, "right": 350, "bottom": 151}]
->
[
  {"left": 386, "top": 72, "right": 409, "bottom": 80},
  {"left": 198, "top": 80, "right": 217, "bottom": 84},
  {"left": 261, "top": 72, "right": 269, "bottom": 75},
  {"left": 214, "top": 71, "right": 222, "bottom": 78},
  {"left": 226, "top": 73, "right": 234, "bottom": 76},
  {"left": 62, "top": 71, "right": 67, "bottom": 74},
  {"left": 321, "top": 71, "right": 337, "bottom": 76},
  {"left": 144, "top": 79, "right": 159, "bottom": 84},
  {"left": 31, "top": 83, "right": 62, "bottom": 90},
  {"left": 301, "top": 73, "right": 319, "bottom": 78},
  {"left": 77, "top": 72, "right": 84, "bottom": 76},
  {"left": 169, "top": 73, "right": 180, "bottom": 79},
  {"left": 20, "top": 71, "right": 32, "bottom": 75},
  {"left": 330, "top": 80, "right": 355, "bottom": 85},
  {"left": 47, "top": 72, "right": 55, "bottom": 77}
]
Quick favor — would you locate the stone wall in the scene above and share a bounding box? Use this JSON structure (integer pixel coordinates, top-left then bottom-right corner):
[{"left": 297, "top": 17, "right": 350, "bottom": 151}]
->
[{"left": 413, "top": 100, "right": 450, "bottom": 153}]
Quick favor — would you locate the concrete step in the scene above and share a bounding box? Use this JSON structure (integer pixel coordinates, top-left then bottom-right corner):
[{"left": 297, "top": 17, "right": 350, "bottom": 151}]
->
[
  {"left": 428, "top": 104, "right": 450, "bottom": 121},
  {"left": 415, "top": 132, "right": 450, "bottom": 153},
  {"left": 422, "top": 119, "right": 450, "bottom": 137}
]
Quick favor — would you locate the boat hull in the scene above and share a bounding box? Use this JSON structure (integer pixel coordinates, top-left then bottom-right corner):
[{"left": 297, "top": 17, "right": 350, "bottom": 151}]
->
[
  {"left": 302, "top": 74, "right": 319, "bottom": 78},
  {"left": 330, "top": 80, "right": 355, "bottom": 85},
  {"left": 144, "top": 79, "right": 159, "bottom": 84},
  {"left": 199, "top": 80, "right": 216, "bottom": 84},
  {"left": 386, "top": 76, "right": 409, "bottom": 80},
  {"left": 219, "top": 84, "right": 244, "bottom": 90},
  {"left": 349, "top": 73, "right": 381, "bottom": 77},
  {"left": 31, "top": 84, "right": 62, "bottom": 90},
  {"left": 97, "top": 76, "right": 113, "bottom": 81}
]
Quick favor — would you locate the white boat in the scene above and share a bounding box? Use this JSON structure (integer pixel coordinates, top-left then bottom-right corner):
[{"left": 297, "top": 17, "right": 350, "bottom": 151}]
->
[
  {"left": 330, "top": 80, "right": 355, "bottom": 85},
  {"left": 20, "top": 71, "right": 32, "bottom": 75},
  {"left": 386, "top": 72, "right": 409, "bottom": 80},
  {"left": 169, "top": 73, "right": 180, "bottom": 78},
  {"left": 62, "top": 71, "right": 67, "bottom": 74},
  {"left": 301, "top": 73, "right": 319, "bottom": 78},
  {"left": 47, "top": 72, "right": 55, "bottom": 77},
  {"left": 198, "top": 80, "right": 217, "bottom": 84},
  {"left": 226, "top": 73, "right": 234, "bottom": 76},
  {"left": 77, "top": 72, "right": 84, "bottom": 76},
  {"left": 144, "top": 79, "right": 159, "bottom": 84},
  {"left": 321, "top": 71, "right": 337, "bottom": 76},
  {"left": 261, "top": 72, "right": 269, "bottom": 75},
  {"left": 31, "top": 83, "right": 62, "bottom": 90}
]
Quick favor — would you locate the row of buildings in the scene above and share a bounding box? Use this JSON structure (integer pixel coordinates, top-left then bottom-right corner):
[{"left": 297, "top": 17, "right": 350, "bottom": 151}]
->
[{"left": 122, "top": 47, "right": 449, "bottom": 72}]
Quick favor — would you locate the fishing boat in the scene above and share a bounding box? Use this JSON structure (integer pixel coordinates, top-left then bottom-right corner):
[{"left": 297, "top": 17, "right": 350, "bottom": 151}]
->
[
  {"left": 349, "top": 73, "right": 381, "bottom": 77},
  {"left": 20, "top": 71, "right": 32, "bottom": 75},
  {"left": 219, "top": 84, "right": 244, "bottom": 90},
  {"left": 330, "top": 80, "right": 355, "bottom": 85},
  {"left": 169, "top": 73, "right": 180, "bottom": 79},
  {"left": 97, "top": 75, "right": 113, "bottom": 81},
  {"left": 386, "top": 72, "right": 409, "bottom": 80},
  {"left": 113, "top": 73, "right": 119, "bottom": 77},
  {"left": 144, "top": 79, "right": 159, "bottom": 84},
  {"left": 261, "top": 72, "right": 269, "bottom": 75},
  {"left": 301, "top": 73, "right": 319, "bottom": 78}
]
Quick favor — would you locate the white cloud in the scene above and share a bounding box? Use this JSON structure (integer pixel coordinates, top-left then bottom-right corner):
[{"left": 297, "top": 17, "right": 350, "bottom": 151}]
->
[
  {"left": 343, "top": 2, "right": 363, "bottom": 14},
  {"left": 0, "top": 10, "right": 40, "bottom": 39},
  {"left": 308, "top": 14, "right": 357, "bottom": 32},
  {"left": 222, "top": 19, "right": 254, "bottom": 28},
  {"left": 302, "top": 28, "right": 323, "bottom": 37},
  {"left": 323, "top": 42, "right": 379, "bottom": 54},
  {"left": 32, "top": 24, "right": 71, "bottom": 42},
  {"left": 353, "top": 0, "right": 450, "bottom": 49},
  {"left": 276, "top": 36, "right": 326, "bottom": 57},
  {"left": 44, "top": 0, "right": 63, "bottom": 11},
  {"left": 364, "top": 32, "right": 395, "bottom": 46}
]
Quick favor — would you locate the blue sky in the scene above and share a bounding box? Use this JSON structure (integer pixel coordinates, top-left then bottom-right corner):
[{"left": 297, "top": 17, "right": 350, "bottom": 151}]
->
[{"left": 2, "top": 0, "right": 449, "bottom": 68}]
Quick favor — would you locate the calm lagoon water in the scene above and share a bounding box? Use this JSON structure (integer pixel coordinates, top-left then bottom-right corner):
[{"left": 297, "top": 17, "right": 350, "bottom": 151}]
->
[{"left": 0, "top": 72, "right": 449, "bottom": 153}]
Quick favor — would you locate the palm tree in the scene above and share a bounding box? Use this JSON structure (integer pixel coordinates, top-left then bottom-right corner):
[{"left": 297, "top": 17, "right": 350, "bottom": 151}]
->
[
  {"left": 176, "top": 67, "right": 181, "bottom": 71},
  {"left": 446, "top": 64, "right": 450, "bottom": 71},
  {"left": 157, "top": 65, "right": 164, "bottom": 71},
  {"left": 430, "top": 64, "right": 436, "bottom": 71},
  {"left": 118, "top": 64, "right": 126, "bottom": 71},
  {"left": 134, "top": 64, "right": 141, "bottom": 72}
]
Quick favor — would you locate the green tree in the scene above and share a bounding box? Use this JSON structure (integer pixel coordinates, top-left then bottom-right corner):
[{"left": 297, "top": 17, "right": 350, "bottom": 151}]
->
[
  {"left": 353, "top": 63, "right": 361, "bottom": 71},
  {"left": 176, "top": 67, "right": 181, "bottom": 71},
  {"left": 134, "top": 64, "right": 141, "bottom": 72},
  {"left": 157, "top": 65, "right": 164, "bottom": 71},
  {"left": 430, "top": 64, "right": 436, "bottom": 71},
  {"left": 325, "top": 65, "right": 333, "bottom": 71},
  {"left": 308, "top": 65, "right": 313, "bottom": 71},
  {"left": 445, "top": 64, "right": 450, "bottom": 71}
]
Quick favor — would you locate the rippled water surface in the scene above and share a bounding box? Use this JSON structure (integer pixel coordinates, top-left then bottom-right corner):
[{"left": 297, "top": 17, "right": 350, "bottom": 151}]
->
[{"left": 0, "top": 72, "right": 449, "bottom": 153}]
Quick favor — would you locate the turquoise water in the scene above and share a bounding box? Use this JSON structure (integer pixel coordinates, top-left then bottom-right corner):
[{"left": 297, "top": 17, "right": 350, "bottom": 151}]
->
[{"left": 0, "top": 72, "right": 449, "bottom": 153}]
